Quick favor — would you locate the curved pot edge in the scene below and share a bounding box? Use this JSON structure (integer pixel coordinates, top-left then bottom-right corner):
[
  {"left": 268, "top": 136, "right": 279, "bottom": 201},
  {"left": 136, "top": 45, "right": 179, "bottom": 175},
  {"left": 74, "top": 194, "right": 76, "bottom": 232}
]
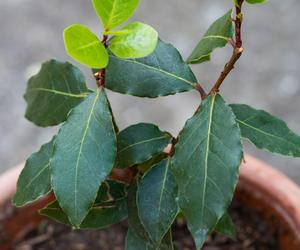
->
[{"left": 240, "top": 155, "right": 300, "bottom": 239}]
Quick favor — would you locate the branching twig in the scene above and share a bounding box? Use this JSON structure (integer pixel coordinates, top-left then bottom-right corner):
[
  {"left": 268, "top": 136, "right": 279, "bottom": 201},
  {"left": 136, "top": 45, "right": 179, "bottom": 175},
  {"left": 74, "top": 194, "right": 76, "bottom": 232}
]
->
[
  {"left": 209, "top": 0, "right": 244, "bottom": 95},
  {"left": 195, "top": 83, "right": 208, "bottom": 100}
]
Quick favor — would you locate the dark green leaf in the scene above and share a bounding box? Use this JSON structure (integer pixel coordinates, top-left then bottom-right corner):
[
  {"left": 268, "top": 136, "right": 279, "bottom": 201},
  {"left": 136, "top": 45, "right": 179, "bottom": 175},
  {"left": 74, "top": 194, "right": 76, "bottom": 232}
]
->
[
  {"left": 51, "top": 88, "right": 117, "bottom": 227},
  {"left": 187, "top": 10, "right": 234, "bottom": 64},
  {"left": 117, "top": 123, "right": 172, "bottom": 168},
  {"left": 215, "top": 212, "right": 236, "bottom": 240},
  {"left": 127, "top": 182, "right": 174, "bottom": 249},
  {"left": 92, "top": 0, "right": 139, "bottom": 30},
  {"left": 137, "top": 158, "right": 179, "bottom": 243},
  {"left": 230, "top": 104, "right": 300, "bottom": 157},
  {"left": 64, "top": 24, "right": 109, "bottom": 68},
  {"left": 171, "top": 94, "right": 243, "bottom": 248},
  {"left": 13, "top": 138, "right": 54, "bottom": 207},
  {"left": 109, "top": 22, "right": 158, "bottom": 59},
  {"left": 103, "top": 39, "right": 198, "bottom": 97},
  {"left": 24, "top": 60, "right": 90, "bottom": 127},
  {"left": 40, "top": 180, "right": 128, "bottom": 229},
  {"left": 246, "top": 0, "right": 267, "bottom": 4}
]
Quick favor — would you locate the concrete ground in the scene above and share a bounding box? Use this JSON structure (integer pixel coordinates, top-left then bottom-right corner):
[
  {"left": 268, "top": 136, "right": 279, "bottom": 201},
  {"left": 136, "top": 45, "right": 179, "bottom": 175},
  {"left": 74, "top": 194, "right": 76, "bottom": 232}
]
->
[{"left": 1, "top": 0, "right": 300, "bottom": 184}]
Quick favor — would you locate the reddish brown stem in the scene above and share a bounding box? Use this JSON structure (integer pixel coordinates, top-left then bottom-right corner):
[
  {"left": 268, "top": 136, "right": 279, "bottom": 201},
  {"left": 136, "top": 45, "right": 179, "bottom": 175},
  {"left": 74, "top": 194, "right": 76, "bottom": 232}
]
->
[
  {"left": 195, "top": 83, "right": 207, "bottom": 100},
  {"left": 209, "top": 0, "right": 244, "bottom": 95},
  {"left": 95, "top": 35, "right": 109, "bottom": 88}
]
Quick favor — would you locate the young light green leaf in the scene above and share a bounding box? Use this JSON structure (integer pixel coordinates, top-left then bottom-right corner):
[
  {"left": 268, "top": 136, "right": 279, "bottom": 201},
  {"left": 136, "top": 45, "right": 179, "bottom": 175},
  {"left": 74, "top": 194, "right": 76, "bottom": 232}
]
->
[
  {"left": 137, "top": 158, "right": 179, "bottom": 244},
  {"left": 92, "top": 0, "right": 139, "bottom": 30},
  {"left": 64, "top": 24, "right": 108, "bottom": 68},
  {"left": 117, "top": 123, "right": 172, "bottom": 168},
  {"left": 24, "top": 60, "right": 90, "bottom": 127},
  {"left": 51, "top": 88, "right": 117, "bottom": 227},
  {"left": 109, "top": 22, "right": 158, "bottom": 59},
  {"left": 101, "top": 39, "right": 197, "bottom": 97},
  {"left": 13, "top": 138, "right": 55, "bottom": 207},
  {"left": 171, "top": 94, "right": 243, "bottom": 249},
  {"left": 246, "top": 0, "right": 267, "bottom": 4},
  {"left": 187, "top": 10, "right": 234, "bottom": 64},
  {"left": 230, "top": 104, "right": 300, "bottom": 157},
  {"left": 215, "top": 212, "right": 236, "bottom": 240}
]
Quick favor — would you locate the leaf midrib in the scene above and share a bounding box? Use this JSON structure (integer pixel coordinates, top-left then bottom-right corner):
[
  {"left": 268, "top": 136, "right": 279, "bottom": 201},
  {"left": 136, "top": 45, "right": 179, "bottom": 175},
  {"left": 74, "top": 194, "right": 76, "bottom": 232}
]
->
[
  {"left": 73, "top": 90, "right": 101, "bottom": 222},
  {"left": 111, "top": 55, "right": 197, "bottom": 88},
  {"left": 27, "top": 88, "right": 89, "bottom": 98}
]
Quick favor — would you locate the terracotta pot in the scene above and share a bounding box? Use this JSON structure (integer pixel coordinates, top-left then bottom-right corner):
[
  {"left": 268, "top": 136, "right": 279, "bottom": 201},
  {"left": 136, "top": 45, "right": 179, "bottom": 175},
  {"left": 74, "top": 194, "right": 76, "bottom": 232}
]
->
[{"left": 1, "top": 155, "right": 300, "bottom": 249}]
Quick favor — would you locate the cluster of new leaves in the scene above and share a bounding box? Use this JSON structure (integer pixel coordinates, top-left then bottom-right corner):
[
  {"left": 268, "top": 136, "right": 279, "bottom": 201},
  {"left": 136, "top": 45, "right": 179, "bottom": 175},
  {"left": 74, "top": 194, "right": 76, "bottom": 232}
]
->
[{"left": 14, "top": 0, "right": 299, "bottom": 249}]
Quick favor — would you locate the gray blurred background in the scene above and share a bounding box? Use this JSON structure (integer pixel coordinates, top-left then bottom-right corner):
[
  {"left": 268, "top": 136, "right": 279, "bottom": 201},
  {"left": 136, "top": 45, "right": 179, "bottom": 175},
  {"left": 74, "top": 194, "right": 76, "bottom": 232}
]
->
[{"left": 1, "top": 0, "right": 300, "bottom": 183}]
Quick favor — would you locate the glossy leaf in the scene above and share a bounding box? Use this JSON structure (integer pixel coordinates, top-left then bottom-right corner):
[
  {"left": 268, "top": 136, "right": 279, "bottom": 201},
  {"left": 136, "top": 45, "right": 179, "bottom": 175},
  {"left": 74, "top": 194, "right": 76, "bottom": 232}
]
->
[
  {"left": 137, "top": 158, "right": 179, "bottom": 243},
  {"left": 117, "top": 123, "right": 172, "bottom": 168},
  {"left": 13, "top": 138, "right": 54, "bottom": 207},
  {"left": 187, "top": 10, "right": 234, "bottom": 64},
  {"left": 230, "top": 104, "right": 300, "bottom": 157},
  {"left": 51, "top": 88, "right": 117, "bottom": 226},
  {"left": 125, "top": 229, "right": 174, "bottom": 250},
  {"left": 171, "top": 94, "right": 243, "bottom": 248},
  {"left": 24, "top": 60, "right": 90, "bottom": 127},
  {"left": 92, "top": 0, "right": 139, "bottom": 30},
  {"left": 103, "top": 39, "right": 197, "bottom": 97},
  {"left": 109, "top": 22, "right": 158, "bottom": 59},
  {"left": 215, "top": 212, "right": 236, "bottom": 240},
  {"left": 64, "top": 24, "right": 108, "bottom": 68},
  {"left": 126, "top": 183, "right": 174, "bottom": 250}
]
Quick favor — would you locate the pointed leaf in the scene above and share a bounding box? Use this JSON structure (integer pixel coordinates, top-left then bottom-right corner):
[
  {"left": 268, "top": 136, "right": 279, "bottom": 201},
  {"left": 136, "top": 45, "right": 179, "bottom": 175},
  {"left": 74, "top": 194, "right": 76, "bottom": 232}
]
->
[
  {"left": 13, "top": 138, "right": 55, "bottom": 207},
  {"left": 92, "top": 0, "right": 139, "bottom": 30},
  {"left": 137, "top": 158, "right": 179, "bottom": 243},
  {"left": 109, "top": 22, "right": 158, "bottom": 59},
  {"left": 171, "top": 94, "right": 243, "bottom": 248},
  {"left": 51, "top": 88, "right": 117, "bottom": 226},
  {"left": 64, "top": 24, "right": 109, "bottom": 68},
  {"left": 24, "top": 60, "right": 90, "bottom": 127},
  {"left": 127, "top": 182, "right": 174, "bottom": 250},
  {"left": 125, "top": 229, "right": 174, "bottom": 250},
  {"left": 117, "top": 123, "right": 172, "bottom": 168},
  {"left": 215, "top": 212, "right": 236, "bottom": 240},
  {"left": 102, "top": 39, "right": 197, "bottom": 97},
  {"left": 230, "top": 104, "right": 300, "bottom": 157},
  {"left": 187, "top": 10, "right": 234, "bottom": 64}
]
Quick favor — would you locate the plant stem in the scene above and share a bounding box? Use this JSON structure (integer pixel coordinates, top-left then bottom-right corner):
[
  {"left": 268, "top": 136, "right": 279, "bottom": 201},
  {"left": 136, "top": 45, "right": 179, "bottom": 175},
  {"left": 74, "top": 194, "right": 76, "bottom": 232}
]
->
[
  {"left": 195, "top": 83, "right": 207, "bottom": 99},
  {"left": 209, "top": 0, "right": 244, "bottom": 95},
  {"left": 95, "top": 35, "right": 109, "bottom": 88}
]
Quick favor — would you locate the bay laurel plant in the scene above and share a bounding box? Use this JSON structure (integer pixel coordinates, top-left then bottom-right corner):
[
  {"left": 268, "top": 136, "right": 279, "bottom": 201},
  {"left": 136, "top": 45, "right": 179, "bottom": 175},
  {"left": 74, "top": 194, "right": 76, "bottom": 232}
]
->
[{"left": 13, "top": 0, "right": 299, "bottom": 249}]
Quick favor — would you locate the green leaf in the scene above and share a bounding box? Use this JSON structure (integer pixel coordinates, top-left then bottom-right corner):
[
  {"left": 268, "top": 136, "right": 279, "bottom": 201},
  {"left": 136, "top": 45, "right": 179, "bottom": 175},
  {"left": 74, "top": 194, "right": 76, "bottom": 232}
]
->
[
  {"left": 40, "top": 199, "right": 127, "bottom": 229},
  {"left": 64, "top": 24, "right": 109, "bottom": 68},
  {"left": 215, "top": 212, "right": 236, "bottom": 240},
  {"left": 41, "top": 180, "right": 128, "bottom": 228},
  {"left": 127, "top": 182, "right": 174, "bottom": 249},
  {"left": 187, "top": 10, "right": 234, "bottom": 64},
  {"left": 102, "top": 39, "right": 197, "bottom": 97},
  {"left": 171, "top": 94, "right": 243, "bottom": 249},
  {"left": 92, "top": 0, "right": 139, "bottom": 30},
  {"left": 246, "top": 0, "right": 267, "bottom": 4},
  {"left": 24, "top": 60, "right": 90, "bottom": 127},
  {"left": 13, "top": 138, "right": 54, "bottom": 207},
  {"left": 137, "top": 158, "right": 179, "bottom": 243},
  {"left": 109, "top": 22, "right": 158, "bottom": 59},
  {"left": 125, "top": 229, "right": 174, "bottom": 250},
  {"left": 230, "top": 104, "right": 300, "bottom": 157},
  {"left": 51, "top": 88, "right": 117, "bottom": 227},
  {"left": 117, "top": 123, "right": 172, "bottom": 168}
]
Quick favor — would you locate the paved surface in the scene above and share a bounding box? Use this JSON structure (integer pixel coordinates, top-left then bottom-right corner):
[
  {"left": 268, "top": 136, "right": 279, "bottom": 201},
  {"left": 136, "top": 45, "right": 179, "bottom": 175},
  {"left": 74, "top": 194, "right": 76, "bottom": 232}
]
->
[{"left": 1, "top": 0, "right": 300, "bottom": 183}]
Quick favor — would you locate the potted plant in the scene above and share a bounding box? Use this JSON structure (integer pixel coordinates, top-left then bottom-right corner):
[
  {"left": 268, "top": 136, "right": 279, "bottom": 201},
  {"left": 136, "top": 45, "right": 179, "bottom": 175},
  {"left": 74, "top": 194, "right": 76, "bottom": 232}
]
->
[{"left": 2, "top": 0, "right": 300, "bottom": 249}]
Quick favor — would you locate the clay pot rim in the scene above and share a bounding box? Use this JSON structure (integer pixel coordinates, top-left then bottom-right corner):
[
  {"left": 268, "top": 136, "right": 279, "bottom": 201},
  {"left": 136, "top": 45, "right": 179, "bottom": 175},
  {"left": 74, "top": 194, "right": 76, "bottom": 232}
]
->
[{"left": 1, "top": 155, "right": 300, "bottom": 238}]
